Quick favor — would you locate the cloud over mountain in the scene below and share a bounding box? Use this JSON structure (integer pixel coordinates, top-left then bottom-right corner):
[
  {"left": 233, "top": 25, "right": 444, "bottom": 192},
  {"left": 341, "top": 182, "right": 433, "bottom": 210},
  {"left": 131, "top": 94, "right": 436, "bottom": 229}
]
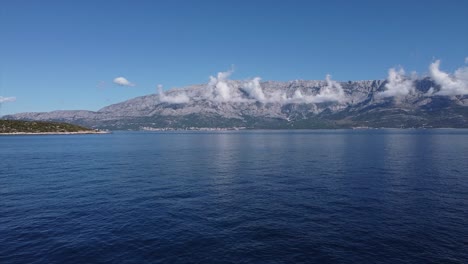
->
[
  {"left": 290, "top": 74, "right": 346, "bottom": 103},
  {"left": 378, "top": 68, "right": 415, "bottom": 98},
  {"left": 430, "top": 60, "right": 468, "bottom": 96},
  {"left": 242, "top": 77, "right": 267, "bottom": 102},
  {"left": 201, "top": 69, "right": 346, "bottom": 104},
  {"left": 207, "top": 69, "right": 235, "bottom": 101},
  {"left": 157, "top": 85, "right": 190, "bottom": 104},
  {"left": 106, "top": 57, "right": 467, "bottom": 105}
]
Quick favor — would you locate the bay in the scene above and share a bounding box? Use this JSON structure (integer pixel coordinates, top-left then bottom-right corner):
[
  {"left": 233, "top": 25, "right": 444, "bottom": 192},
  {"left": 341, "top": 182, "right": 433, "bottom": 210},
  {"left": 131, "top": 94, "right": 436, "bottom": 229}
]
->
[{"left": 1, "top": 130, "right": 467, "bottom": 263}]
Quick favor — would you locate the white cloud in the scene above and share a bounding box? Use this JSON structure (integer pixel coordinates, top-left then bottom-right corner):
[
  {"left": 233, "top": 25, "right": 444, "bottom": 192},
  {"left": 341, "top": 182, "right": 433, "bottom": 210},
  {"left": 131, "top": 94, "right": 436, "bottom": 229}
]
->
[
  {"left": 242, "top": 77, "right": 266, "bottom": 102},
  {"left": 0, "top": 96, "right": 16, "bottom": 103},
  {"left": 205, "top": 69, "right": 270, "bottom": 103},
  {"left": 430, "top": 60, "right": 468, "bottom": 96},
  {"left": 201, "top": 69, "right": 347, "bottom": 104},
  {"left": 157, "top": 84, "right": 190, "bottom": 104},
  {"left": 377, "top": 67, "right": 415, "bottom": 98},
  {"left": 208, "top": 69, "right": 235, "bottom": 101},
  {"left": 267, "top": 90, "right": 288, "bottom": 103},
  {"left": 113, "top": 77, "right": 135, "bottom": 87},
  {"left": 315, "top": 74, "right": 346, "bottom": 102},
  {"left": 289, "top": 75, "right": 346, "bottom": 103}
]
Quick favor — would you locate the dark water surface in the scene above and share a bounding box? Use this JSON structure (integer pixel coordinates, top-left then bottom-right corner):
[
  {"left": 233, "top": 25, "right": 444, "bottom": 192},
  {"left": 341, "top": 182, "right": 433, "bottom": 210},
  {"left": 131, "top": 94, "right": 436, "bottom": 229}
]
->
[{"left": 1, "top": 130, "right": 467, "bottom": 263}]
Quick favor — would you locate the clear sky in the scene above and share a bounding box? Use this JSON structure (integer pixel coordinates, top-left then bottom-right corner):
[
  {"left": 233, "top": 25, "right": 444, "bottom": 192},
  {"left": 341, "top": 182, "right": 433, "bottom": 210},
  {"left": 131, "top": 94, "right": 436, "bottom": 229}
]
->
[{"left": 1, "top": 0, "right": 467, "bottom": 115}]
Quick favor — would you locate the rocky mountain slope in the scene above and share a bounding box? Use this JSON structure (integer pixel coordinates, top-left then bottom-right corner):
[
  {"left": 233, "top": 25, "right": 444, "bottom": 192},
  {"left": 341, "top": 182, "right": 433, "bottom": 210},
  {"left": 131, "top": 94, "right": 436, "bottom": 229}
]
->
[{"left": 4, "top": 77, "right": 468, "bottom": 129}]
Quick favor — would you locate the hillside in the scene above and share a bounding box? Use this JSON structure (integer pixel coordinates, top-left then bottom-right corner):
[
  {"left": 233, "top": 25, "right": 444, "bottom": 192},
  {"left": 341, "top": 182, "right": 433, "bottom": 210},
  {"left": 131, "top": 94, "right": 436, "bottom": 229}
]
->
[
  {"left": 4, "top": 77, "right": 468, "bottom": 130},
  {"left": 0, "top": 120, "right": 101, "bottom": 134}
]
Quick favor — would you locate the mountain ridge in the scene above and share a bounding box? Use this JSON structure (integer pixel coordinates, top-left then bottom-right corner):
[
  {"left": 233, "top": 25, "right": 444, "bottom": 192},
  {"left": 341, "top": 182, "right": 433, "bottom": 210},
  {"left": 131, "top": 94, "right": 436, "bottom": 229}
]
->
[{"left": 4, "top": 78, "right": 468, "bottom": 130}]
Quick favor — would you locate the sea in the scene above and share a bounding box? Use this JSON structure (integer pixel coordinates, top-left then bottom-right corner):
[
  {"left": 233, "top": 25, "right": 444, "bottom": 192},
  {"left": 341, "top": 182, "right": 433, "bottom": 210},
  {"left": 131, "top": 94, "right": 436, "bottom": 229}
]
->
[{"left": 1, "top": 130, "right": 467, "bottom": 263}]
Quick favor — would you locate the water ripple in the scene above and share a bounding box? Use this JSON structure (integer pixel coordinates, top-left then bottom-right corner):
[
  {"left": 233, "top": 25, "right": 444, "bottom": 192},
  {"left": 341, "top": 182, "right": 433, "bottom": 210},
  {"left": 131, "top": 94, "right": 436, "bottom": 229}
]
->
[{"left": 1, "top": 130, "right": 467, "bottom": 263}]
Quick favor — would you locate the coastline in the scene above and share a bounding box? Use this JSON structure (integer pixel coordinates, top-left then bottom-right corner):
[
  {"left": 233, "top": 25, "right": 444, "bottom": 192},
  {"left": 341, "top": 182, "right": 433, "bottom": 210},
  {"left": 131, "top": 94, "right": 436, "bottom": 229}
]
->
[{"left": 0, "top": 131, "right": 110, "bottom": 136}]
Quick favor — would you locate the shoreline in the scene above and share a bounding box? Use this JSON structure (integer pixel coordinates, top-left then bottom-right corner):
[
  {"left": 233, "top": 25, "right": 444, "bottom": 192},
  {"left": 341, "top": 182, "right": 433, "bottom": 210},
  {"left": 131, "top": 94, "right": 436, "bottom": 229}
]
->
[{"left": 0, "top": 131, "right": 110, "bottom": 136}]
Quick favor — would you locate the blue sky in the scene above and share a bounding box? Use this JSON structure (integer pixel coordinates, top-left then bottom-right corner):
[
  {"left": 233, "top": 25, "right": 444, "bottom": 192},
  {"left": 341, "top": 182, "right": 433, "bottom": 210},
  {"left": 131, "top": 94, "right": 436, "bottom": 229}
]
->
[{"left": 1, "top": 0, "right": 467, "bottom": 115}]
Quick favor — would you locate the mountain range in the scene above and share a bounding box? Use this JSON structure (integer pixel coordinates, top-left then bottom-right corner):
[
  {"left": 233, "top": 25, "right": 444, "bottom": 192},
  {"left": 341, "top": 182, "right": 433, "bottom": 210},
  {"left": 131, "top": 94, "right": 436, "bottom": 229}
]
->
[{"left": 4, "top": 77, "right": 468, "bottom": 130}]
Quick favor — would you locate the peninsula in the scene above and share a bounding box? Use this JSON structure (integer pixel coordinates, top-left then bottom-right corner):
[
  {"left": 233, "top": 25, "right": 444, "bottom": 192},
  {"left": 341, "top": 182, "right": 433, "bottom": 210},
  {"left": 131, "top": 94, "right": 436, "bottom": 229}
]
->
[{"left": 0, "top": 120, "right": 107, "bottom": 135}]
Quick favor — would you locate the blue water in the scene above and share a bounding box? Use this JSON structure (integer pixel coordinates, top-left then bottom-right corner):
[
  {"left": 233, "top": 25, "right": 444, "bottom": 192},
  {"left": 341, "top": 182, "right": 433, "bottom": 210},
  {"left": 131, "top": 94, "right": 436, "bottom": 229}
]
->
[{"left": 1, "top": 130, "right": 467, "bottom": 263}]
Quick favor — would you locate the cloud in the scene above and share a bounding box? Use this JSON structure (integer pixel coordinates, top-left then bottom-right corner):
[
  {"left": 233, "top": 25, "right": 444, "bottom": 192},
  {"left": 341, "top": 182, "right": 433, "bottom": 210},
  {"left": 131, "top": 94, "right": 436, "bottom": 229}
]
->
[
  {"left": 200, "top": 69, "right": 348, "bottom": 104},
  {"left": 113, "top": 77, "right": 135, "bottom": 87},
  {"left": 204, "top": 69, "right": 272, "bottom": 103},
  {"left": 0, "top": 96, "right": 16, "bottom": 103},
  {"left": 197, "top": 58, "right": 468, "bottom": 103},
  {"left": 158, "top": 84, "right": 190, "bottom": 104},
  {"left": 289, "top": 75, "right": 346, "bottom": 103},
  {"left": 314, "top": 74, "right": 347, "bottom": 103},
  {"left": 208, "top": 69, "right": 235, "bottom": 101},
  {"left": 377, "top": 67, "right": 415, "bottom": 98},
  {"left": 267, "top": 90, "right": 288, "bottom": 103},
  {"left": 430, "top": 60, "right": 468, "bottom": 96},
  {"left": 242, "top": 77, "right": 267, "bottom": 102}
]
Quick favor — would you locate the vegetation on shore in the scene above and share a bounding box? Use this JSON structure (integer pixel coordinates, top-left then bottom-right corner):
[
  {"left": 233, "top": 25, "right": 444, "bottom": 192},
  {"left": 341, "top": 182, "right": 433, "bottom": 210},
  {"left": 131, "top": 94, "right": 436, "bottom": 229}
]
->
[{"left": 0, "top": 120, "right": 96, "bottom": 134}]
